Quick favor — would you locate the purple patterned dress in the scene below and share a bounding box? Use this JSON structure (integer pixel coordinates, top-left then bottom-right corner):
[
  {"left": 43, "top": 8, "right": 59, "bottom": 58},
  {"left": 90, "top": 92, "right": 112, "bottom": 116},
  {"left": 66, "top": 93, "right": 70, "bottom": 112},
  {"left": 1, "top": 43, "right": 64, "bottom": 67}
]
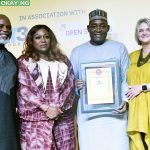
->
[{"left": 17, "top": 56, "right": 76, "bottom": 150}]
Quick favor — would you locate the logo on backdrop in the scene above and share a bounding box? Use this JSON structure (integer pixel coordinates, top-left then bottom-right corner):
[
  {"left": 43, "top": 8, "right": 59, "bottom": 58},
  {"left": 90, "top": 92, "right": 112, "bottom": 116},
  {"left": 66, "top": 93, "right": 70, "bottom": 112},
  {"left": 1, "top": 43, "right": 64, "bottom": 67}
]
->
[{"left": 7, "top": 26, "right": 28, "bottom": 47}]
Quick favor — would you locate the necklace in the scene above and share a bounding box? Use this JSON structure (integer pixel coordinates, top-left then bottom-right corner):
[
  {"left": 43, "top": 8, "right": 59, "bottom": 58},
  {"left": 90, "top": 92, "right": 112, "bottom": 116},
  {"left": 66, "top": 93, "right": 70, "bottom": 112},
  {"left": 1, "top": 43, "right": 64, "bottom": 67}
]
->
[{"left": 137, "top": 49, "right": 150, "bottom": 67}]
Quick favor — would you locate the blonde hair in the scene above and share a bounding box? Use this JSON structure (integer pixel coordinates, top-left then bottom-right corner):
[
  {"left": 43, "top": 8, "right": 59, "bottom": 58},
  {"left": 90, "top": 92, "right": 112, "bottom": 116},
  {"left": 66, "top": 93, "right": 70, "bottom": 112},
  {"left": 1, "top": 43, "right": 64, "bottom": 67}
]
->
[{"left": 135, "top": 18, "right": 150, "bottom": 45}]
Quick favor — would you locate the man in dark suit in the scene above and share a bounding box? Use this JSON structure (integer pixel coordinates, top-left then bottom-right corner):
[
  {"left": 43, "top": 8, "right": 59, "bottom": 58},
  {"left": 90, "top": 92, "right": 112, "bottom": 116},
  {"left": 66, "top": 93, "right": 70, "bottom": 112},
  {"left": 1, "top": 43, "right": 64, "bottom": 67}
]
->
[{"left": 0, "top": 14, "right": 20, "bottom": 150}]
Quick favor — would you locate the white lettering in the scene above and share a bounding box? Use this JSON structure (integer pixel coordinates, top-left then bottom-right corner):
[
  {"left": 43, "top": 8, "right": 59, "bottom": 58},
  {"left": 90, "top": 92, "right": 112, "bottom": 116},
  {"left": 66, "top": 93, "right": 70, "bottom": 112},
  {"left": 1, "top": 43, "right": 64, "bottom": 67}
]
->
[
  {"left": 0, "top": 1, "right": 18, "bottom": 6},
  {"left": 19, "top": 1, "right": 29, "bottom": 5}
]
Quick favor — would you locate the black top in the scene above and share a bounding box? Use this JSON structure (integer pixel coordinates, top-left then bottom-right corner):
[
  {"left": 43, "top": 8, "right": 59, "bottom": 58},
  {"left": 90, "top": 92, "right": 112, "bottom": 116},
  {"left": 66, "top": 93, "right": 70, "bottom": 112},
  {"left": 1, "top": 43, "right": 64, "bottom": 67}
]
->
[{"left": 0, "top": 45, "right": 21, "bottom": 150}]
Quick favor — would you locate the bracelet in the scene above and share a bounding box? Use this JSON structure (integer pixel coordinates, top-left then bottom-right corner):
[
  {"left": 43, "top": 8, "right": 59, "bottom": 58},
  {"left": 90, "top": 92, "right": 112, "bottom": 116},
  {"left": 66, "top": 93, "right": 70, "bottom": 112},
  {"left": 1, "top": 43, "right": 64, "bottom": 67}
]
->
[
  {"left": 146, "top": 84, "right": 150, "bottom": 91},
  {"left": 142, "top": 84, "right": 150, "bottom": 92},
  {"left": 142, "top": 85, "right": 147, "bottom": 91}
]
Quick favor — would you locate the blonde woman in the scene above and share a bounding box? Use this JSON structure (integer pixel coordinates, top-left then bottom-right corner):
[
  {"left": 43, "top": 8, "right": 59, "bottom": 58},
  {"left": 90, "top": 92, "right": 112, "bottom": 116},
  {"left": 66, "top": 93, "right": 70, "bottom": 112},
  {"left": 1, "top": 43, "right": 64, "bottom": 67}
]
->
[{"left": 126, "top": 18, "right": 150, "bottom": 150}]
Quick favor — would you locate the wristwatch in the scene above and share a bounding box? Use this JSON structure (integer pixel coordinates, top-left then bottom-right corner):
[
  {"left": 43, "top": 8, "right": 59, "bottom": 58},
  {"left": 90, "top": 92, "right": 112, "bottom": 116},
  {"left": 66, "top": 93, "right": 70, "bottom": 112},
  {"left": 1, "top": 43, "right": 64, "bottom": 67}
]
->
[{"left": 142, "top": 85, "right": 147, "bottom": 91}]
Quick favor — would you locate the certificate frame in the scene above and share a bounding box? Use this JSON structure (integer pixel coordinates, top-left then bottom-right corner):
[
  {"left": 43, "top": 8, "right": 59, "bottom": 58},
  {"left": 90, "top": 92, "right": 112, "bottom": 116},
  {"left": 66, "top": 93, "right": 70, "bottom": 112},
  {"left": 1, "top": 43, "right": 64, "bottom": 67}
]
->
[{"left": 80, "top": 59, "right": 121, "bottom": 116}]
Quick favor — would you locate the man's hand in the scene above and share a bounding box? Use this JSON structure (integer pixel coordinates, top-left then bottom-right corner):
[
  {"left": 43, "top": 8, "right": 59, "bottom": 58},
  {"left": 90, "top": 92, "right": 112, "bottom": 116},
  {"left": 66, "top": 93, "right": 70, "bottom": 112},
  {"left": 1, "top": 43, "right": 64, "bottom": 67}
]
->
[
  {"left": 125, "top": 85, "right": 142, "bottom": 100},
  {"left": 75, "top": 79, "right": 84, "bottom": 90},
  {"left": 113, "top": 101, "right": 128, "bottom": 114}
]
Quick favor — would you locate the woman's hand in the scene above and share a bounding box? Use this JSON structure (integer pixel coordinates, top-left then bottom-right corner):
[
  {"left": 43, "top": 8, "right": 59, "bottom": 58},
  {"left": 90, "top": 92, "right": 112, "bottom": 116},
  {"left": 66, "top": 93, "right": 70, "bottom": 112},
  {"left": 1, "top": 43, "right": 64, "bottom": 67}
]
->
[
  {"left": 46, "top": 106, "right": 60, "bottom": 120},
  {"left": 40, "top": 104, "right": 49, "bottom": 112},
  {"left": 40, "top": 104, "right": 60, "bottom": 120},
  {"left": 126, "top": 85, "right": 142, "bottom": 100}
]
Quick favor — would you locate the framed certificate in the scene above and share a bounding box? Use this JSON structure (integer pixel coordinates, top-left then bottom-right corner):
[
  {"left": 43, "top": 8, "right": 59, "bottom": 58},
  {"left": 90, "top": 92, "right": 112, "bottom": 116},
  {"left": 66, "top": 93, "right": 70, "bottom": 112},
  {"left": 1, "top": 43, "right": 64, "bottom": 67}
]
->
[{"left": 80, "top": 59, "right": 121, "bottom": 116}]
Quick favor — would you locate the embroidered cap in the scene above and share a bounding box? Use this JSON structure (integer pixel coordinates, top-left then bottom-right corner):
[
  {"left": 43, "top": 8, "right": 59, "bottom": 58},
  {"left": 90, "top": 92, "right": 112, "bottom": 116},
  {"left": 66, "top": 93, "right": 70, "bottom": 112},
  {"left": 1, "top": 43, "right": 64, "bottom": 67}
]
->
[{"left": 89, "top": 9, "right": 107, "bottom": 22}]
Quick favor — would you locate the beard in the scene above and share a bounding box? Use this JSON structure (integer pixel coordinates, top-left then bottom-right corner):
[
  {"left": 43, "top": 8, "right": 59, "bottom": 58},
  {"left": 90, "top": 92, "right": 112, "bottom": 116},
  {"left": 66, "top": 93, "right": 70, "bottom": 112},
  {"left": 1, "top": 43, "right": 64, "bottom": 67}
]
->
[
  {"left": 0, "top": 38, "right": 10, "bottom": 44},
  {"left": 92, "top": 40, "right": 106, "bottom": 45}
]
